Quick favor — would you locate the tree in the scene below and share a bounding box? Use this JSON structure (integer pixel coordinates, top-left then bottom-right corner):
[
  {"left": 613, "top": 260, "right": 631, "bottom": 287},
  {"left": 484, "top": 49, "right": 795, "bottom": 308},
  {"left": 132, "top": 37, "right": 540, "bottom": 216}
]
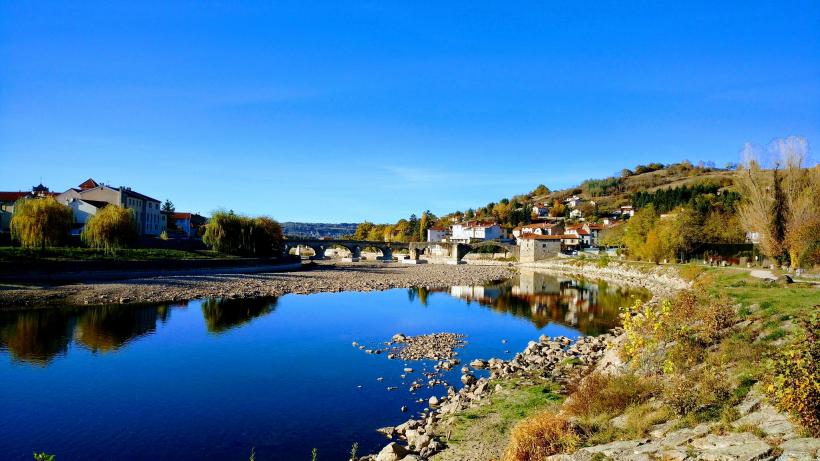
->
[
  {"left": 82, "top": 205, "right": 138, "bottom": 252},
  {"left": 623, "top": 205, "right": 659, "bottom": 260},
  {"left": 161, "top": 200, "right": 175, "bottom": 214},
  {"left": 549, "top": 200, "right": 566, "bottom": 218},
  {"left": 10, "top": 197, "right": 73, "bottom": 251},
  {"left": 418, "top": 211, "right": 432, "bottom": 242},
  {"left": 162, "top": 199, "right": 176, "bottom": 230},
  {"left": 202, "top": 210, "right": 283, "bottom": 256},
  {"left": 354, "top": 221, "right": 374, "bottom": 241},
  {"left": 598, "top": 224, "right": 626, "bottom": 248},
  {"left": 737, "top": 137, "right": 820, "bottom": 267},
  {"left": 531, "top": 184, "right": 550, "bottom": 196}
]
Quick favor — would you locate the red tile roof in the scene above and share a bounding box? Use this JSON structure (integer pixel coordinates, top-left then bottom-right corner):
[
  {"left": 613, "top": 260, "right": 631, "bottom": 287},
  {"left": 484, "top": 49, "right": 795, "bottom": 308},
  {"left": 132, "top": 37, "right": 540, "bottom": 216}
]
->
[
  {"left": 520, "top": 234, "right": 562, "bottom": 240},
  {"left": 172, "top": 212, "right": 192, "bottom": 220},
  {"left": 79, "top": 178, "right": 99, "bottom": 190},
  {"left": 0, "top": 191, "right": 30, "bottom": 202}
]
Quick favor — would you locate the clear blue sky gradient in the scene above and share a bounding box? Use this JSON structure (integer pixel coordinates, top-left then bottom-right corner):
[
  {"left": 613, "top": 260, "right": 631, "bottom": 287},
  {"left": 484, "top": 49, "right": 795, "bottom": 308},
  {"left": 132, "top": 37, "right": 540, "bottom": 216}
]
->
[{"left": 1, "top": 1, "right": 818, "bottom": 222}]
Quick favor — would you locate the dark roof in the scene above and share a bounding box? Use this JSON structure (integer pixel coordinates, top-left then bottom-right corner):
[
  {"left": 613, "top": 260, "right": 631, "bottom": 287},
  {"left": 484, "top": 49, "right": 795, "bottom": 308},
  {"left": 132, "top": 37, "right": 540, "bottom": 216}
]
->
[
  {"left": 120, "top": 188, "right": 160, "bottom": 203},
  {"left": 0, "top": 191, "right": 30, "bottom": 202},
  {"left": 80, "top": 199, "right": 110, "bottom": 209}
]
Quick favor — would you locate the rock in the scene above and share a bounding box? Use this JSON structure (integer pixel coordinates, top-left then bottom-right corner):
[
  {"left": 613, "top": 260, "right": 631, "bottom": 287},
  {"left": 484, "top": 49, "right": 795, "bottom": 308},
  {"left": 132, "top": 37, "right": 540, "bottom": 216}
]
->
[
  {"left": 575, "top": 440, "right": 642, "bottom": 459},
  {"left": 400, "top": 406, "right": 408, "bottom": 412},
  {"left": 404, "top": 368, "right": 414, "bottom": 373},
  {"left": 375, "top": 442, "right": 409, "bottom": 461},
  {"left": 469, "top": 359, "right": 487, "bottom": 369},
  {"left": 392, "top": 333, "right": 407, "bottom": 343},
  {"left": 777, "top": 438, "right": 820, "bottom": 461},
  {"left": 779, "top": 274, "right": 794, "bottom": 284},
  {"left": 732, "top": 403, "right": 797, "bottom": 438},
  {"left": 690, "top": 433, "right": 771, "bottom": 461},
  {"left": 461, "top": 373, "right": 476, "bottom": 386},
  {"left": 376, "top": 426, "right": 395, "bottom": 438},
  {"left": 659, "top": 423, "right": 711, "bottom": 448},
  {"left": 428, "top": 396, "right": 440, "bottom": 406}
]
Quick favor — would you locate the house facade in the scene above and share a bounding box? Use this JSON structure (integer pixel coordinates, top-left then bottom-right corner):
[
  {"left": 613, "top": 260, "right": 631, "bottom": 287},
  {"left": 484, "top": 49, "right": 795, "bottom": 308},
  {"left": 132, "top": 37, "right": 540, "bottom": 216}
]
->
[
  {"left": 0, "top": 184, "right": 53, "bottom": 232},
  {"left": 518, "top": 234, "right": 561, "bottom": 262},
  {"left": 532, "top": 203, "right": 549, "bottom": 218},
  {"left": 172, "top": 212, "right": 207, "bottom": 238},
  {"left": 426, "top": 226, "right": 447, "bottom": 242},
  {"left": 56, "top": 179, "right": 164, "bottom": 236},
  {"left": 450, "top": 221, "right": 502, "bottom": 243}
]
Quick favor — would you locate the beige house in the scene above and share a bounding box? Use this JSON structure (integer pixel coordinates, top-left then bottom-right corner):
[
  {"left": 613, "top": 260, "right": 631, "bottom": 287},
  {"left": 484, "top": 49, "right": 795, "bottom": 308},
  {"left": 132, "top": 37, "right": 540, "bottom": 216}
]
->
[
  {"left": 56, "top": 178, "right": 164, "bottom": 236},
  {"left": 519, "top": 234, "right": 561, "bottom": 262}
]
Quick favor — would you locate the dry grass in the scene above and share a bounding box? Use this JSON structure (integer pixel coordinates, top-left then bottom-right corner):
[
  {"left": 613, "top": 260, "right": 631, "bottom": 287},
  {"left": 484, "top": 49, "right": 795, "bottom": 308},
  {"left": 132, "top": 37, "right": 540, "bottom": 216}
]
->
[
  {"left": 564, "top": 372, "right": 660, "bottom": 418},
  {"left": 502, "top": 412, "right": 580, "bottom": 461}
]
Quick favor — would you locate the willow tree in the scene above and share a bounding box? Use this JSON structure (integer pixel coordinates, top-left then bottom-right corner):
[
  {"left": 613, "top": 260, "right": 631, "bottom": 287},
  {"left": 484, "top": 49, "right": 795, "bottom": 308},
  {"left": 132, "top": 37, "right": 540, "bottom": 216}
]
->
[
  {"left": 737, "top": 137, "right": 820, "bottom": 267},
  {"left": 10, "top": 197, "right": 73, "bottom": 251},
  {"left": 81, "top": 205, "right": 138, "bottom": 252}
]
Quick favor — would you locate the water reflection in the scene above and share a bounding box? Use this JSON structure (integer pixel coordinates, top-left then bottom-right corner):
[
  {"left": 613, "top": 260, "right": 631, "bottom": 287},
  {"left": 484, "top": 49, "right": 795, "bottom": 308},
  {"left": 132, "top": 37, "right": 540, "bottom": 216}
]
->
[
  {"left": 0, "top": 296, "right": 279, "bottom": 365},
  {"left": 437, "top": 270, "right": 649, "bottom": 335},
  {"left": 201, "top": 297, "right": 279, "bottom": 333}
]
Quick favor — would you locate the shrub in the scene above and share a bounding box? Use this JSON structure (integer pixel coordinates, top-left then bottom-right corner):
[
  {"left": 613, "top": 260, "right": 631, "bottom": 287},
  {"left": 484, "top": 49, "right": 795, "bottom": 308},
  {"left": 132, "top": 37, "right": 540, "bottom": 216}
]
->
[
  {"left": 202, "top": 211, "right": 283, "bottom": 257},
  {"left": 596, "top": 255, "right": 610, "bottom": 268},
  {"left": 565, "top": 372, "right": 659, "bottom": 418},
  {"left": 678, "top": 264, "right": 703, "bottom": 282},
  {"left": 663, "top": 369, "right": 732, "bottom": 417},
  {"left": 10, "top": 197, "right": 73, "bottom": 250},
  {"left": 765, "top": 314, "right": 819, "bottom": 436},
  {"left": 82, "top": 205, "right": 138, "bottom": 252},
  {"left": 503, "top": 412, "right": 579, "bottom": 461}
]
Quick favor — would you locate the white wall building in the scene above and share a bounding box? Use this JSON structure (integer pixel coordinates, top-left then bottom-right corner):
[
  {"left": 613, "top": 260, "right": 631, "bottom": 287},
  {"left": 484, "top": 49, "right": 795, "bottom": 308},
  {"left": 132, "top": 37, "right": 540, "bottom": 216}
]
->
[{"left": 450, "top": 221, "right": 502, "bottom": 243}]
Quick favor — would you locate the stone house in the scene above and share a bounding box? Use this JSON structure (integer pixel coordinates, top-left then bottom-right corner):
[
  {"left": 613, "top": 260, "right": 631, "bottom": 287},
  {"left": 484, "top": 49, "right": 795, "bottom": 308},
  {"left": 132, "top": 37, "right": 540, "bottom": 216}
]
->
[{"left": 519, "top": 234, "right": 562, "bottom": 262}]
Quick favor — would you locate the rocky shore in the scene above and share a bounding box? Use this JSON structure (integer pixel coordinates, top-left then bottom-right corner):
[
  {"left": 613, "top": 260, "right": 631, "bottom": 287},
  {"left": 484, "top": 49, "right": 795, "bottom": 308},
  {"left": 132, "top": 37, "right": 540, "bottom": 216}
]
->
[
  {"left": 359, "top": 332, "right": 621, "bottom": 461},
  {"left": 0, "top": 261, "right": 516, "bottom": 308}
]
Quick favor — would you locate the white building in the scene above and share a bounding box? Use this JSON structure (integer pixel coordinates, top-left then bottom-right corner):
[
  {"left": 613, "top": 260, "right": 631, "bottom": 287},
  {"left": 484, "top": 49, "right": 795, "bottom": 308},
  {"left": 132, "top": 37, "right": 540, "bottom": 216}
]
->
[
  {"left": 450, "top": 221, "right": 502, "bottom": 243},
  {"left": 426, "top": 226, "right": 447, "bottom": 242}
]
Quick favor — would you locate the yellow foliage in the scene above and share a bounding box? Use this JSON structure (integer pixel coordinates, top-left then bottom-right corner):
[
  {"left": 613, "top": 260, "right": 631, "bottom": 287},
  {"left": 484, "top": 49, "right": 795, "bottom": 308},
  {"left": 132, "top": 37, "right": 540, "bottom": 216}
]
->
[
  {"left": 82, "top": 205, "right": 138, "bottom": 252},
  {"left": 10, "top": 197, "right": 73, "bottom": 249}
]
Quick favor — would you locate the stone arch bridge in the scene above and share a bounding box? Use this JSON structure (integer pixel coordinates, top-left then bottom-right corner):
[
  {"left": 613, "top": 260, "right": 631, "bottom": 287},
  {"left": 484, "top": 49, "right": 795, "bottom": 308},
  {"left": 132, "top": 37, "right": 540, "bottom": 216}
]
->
[
  {"left": 409, "top": 241, "right": 518, "bottom": 263},
  {"left": 283, "top": 239, "right": 407, "bottom": 260}
]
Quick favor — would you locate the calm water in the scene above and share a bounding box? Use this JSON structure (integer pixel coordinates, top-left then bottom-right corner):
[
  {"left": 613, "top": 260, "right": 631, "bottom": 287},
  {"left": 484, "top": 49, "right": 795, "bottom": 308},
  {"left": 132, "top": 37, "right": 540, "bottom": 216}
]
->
[{"left": 0, "top": 271, "right": 647, "bottom": 461}]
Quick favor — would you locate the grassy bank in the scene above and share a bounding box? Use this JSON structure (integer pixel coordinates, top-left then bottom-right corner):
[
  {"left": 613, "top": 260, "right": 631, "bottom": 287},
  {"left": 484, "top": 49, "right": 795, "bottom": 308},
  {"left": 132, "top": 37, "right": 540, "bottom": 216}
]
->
[
  {"left": 437, "top": 262, "right": 819, "bottom": 460},
  {"left": 0, "top": 246, "right": 226, "bottom": 261}
]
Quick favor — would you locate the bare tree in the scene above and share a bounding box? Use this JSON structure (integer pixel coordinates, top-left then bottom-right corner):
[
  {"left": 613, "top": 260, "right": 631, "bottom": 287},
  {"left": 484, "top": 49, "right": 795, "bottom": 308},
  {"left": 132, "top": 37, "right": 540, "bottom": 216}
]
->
[{"left": 737, "top": 136, "right": 820, "bottom": 267}]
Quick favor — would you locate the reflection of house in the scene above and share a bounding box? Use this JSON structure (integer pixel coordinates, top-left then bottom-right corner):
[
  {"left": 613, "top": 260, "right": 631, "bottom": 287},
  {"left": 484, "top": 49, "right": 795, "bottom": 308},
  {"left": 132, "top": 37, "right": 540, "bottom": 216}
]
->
[{"left": 56, "top": 179, "right": 164, "bottom": 236}]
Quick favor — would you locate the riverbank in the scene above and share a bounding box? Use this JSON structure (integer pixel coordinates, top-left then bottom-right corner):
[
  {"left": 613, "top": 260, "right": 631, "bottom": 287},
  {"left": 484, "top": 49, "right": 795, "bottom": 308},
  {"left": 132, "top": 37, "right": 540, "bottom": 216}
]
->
[
  {"left": 362, "top": 260, "right": 819, "bottom": 461},
  {"left": 0, "top": 261, "right": 516, "bottom": 308}
]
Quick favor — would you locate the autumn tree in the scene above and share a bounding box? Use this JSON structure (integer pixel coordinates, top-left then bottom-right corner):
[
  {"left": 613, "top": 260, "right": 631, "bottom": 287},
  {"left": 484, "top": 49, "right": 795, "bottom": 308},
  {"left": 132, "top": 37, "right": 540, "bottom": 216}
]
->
[
  {"left": 549, "top": 200, "right": 566, "bottom": 218},
  {"left": 82, "top": 205, "right": 138, "bottom": 252},
  {"left": 737, "top": 137, "right": 820, "bottom": 267},
  {"left": 10, "top": 197, "right": 73, "bottom": 251}
]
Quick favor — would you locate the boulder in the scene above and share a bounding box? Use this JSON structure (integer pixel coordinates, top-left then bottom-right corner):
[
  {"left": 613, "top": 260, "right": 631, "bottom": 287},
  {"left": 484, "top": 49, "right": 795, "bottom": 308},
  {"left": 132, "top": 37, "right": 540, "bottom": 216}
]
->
[
  {"left": 392, "top": 333, "right": 407, "bottom": 343},
  {"left": 375, "top": 442, "right": 409, "bottom": 461}
]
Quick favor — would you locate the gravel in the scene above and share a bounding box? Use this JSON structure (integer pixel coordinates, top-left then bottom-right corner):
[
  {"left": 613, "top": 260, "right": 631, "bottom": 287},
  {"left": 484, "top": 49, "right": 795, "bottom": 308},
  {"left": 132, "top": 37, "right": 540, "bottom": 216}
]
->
[{"left": 0, "top": 261, "right": 516, "bottom": 308}]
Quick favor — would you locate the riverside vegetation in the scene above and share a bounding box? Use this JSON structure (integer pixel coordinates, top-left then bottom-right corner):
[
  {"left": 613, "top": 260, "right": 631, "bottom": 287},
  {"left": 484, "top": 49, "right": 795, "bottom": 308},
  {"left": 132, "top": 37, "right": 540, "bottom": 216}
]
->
[{"left": 355, "top": 261, "right": 818, "bottom": 461}]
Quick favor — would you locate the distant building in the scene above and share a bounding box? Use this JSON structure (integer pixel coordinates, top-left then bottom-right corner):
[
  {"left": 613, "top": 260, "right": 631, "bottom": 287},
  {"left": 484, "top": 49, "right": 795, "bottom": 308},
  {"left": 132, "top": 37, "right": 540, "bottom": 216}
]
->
[
  {"left": 172, "top": 212, "right": 208, "bottom": 238},
  {"left": 56, "top": 178, "right": 164, "bottom": 236},
  {"left": 518, "top": 234, "right": 562, "bottom": 262},
  {"left": 426, "top": 226, "right": 447, "bottom": 242},
  {"left": 532, "top": 203, "right": 549, "bottom": 218},
  {"left": 450, "top": 221, "right": 502, "bottom": 243},
  {"left": 513, "top": 222, "right": 564, "bottom": 242},
  {"left": 66, "top": 199, "right": 109, "bottom": 235},
  {"left": 619, "top": 205, "right": 635, "bottom": 217},
  {"left": 564, "top": 195, "right": 583, "bottom": 208},
  {"left": 569, "top": 208, "right": 583, "bottom": 219}
]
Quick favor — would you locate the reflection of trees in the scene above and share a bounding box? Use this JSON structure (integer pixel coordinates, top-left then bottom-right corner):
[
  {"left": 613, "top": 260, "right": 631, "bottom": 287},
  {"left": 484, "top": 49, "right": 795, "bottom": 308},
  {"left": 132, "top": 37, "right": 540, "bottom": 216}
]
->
[
  {"left": 0, "top": 303, "right": 178, "bottom": 365},
  {"left": 440, "top": 272, "right": 650, "bottom": 335},
  {"left": 0, "top": 310, "right": 74, "bottom": 366},
  {"left": 201, "top": 297, "right": 278, "bottom": 333},
  {"left": 75, "top": 305, "right": 170, "bottom": 353},
  {"left": 407, "top": 287, "right": 429, "bottom": 306}
]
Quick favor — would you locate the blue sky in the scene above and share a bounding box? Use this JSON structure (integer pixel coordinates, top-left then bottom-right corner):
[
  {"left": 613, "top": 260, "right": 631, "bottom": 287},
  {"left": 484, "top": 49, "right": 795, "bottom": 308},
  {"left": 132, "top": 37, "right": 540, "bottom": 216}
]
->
[{"left": 1, "top": 1, "right": 818, "bottom": 222}]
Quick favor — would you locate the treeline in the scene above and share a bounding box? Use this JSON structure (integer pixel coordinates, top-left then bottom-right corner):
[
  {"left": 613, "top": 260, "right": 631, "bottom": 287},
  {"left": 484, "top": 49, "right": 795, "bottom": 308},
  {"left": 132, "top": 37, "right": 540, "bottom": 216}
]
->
[
  {"left": 632, "top": 184, "right": 740, "bottom": 214},
  {"left": 352, "top": 211, "right": 443, "bottom": 243}
]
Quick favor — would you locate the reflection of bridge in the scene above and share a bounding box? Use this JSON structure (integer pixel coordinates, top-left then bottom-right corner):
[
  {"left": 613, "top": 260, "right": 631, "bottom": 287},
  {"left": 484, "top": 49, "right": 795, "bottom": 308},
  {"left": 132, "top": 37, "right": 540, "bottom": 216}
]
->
[
  {"left": 283, "top": 239, "right": 408, "bottom": 260},
  {"left": 409, "top": 241, "right": 518, "bottom": 263}
]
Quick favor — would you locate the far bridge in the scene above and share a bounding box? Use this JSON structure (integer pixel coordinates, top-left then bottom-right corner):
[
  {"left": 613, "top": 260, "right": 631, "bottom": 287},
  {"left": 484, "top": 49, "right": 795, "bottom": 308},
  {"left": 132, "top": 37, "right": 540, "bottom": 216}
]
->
[
  {"left": 283, "top": 239, "right": 408, "bottom": 260},
  {"left": 408, "top": 240, "right": 518, "bottom": 264}
]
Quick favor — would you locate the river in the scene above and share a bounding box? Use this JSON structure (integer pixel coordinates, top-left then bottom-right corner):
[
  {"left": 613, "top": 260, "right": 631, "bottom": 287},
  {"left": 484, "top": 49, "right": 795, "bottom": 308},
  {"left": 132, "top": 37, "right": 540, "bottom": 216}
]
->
[{"left": 0, "top": 270, "right": 647, "bottom": 460}]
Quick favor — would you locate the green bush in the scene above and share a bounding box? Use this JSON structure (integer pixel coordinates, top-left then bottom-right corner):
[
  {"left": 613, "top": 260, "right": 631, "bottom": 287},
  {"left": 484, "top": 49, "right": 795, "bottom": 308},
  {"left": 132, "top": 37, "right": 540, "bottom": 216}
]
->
[
  {"left": 81, "top": 205, "right": 138, "bottom": 252},
  {"left": 765, "top": 315, "right": 820, "bottom": 436},
  {"left": 202, "top": 211, "right": 283, "bottom": 257},
  {"left": 10, "top": 197, "right": 73, "bottom": 250}
]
